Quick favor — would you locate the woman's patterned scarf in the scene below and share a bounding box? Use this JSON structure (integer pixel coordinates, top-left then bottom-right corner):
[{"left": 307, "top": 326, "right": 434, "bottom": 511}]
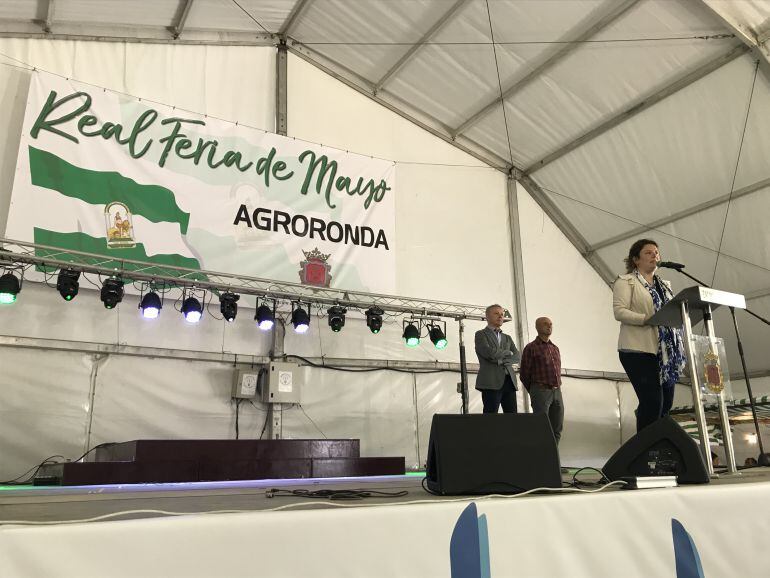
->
[{"left": 635, "top": 271, "right": 686, "bottom": 388}]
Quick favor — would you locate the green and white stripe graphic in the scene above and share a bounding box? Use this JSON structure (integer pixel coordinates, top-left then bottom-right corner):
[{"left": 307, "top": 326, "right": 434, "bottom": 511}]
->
[{"left": 28, "top": 146, "right": 202, "bottom": 274}]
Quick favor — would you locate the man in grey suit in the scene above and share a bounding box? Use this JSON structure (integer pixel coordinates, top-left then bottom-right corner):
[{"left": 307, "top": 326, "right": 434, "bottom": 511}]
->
[{"left": 475, "top": 304, "right": 521, "bottom": 414}]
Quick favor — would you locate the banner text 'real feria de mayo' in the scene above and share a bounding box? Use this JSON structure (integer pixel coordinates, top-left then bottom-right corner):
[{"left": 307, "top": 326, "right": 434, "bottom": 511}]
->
[{"left": 30, "top": 90, "right": 392, "bottom": 213}]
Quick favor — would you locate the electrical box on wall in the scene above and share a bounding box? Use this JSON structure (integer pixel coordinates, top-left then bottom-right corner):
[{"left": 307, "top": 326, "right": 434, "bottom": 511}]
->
[
  {"left": 232, "top": 369, "right": 260, "bottom": 399},
  {"left": 261, "top": 362, "right": 302, "bottom": 404}
]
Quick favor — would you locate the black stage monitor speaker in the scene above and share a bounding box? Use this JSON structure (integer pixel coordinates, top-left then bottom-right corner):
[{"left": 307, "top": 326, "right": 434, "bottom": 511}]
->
[
  {"left": 603, "top": 416, "right": 709, "bottom": 484},
  {"left": 425, "top": 413, "right": 561, "bottom": 495}
]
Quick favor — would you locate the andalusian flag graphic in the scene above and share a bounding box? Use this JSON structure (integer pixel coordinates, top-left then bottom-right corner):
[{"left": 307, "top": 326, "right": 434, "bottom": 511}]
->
[
  {"left": 7, "top": 71, "right": 397, "bottom": 294},
  {"left": 28, "top": 146, "right": 202, "bottom": 275}
]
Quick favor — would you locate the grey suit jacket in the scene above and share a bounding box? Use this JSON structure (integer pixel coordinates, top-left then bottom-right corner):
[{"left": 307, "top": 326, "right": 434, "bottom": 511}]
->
[{"left": 474, "top": 327, "right": 521, "bottom": 391}]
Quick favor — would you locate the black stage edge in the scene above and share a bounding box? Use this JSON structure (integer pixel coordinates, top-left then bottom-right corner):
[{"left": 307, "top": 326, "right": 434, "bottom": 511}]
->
[{"left": 34, "top": 439, "right": 405, "bottom": 486}]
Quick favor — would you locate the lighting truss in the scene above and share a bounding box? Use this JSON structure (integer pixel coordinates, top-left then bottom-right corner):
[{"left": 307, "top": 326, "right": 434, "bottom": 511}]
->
[{"left": 0, "top": 238, "right": 497, "bottom": 322}]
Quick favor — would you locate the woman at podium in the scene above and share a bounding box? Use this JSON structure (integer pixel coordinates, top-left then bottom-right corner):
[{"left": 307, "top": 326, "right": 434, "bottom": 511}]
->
[{"left": 612, "top": 239, "right": 685, "bottom": 432}]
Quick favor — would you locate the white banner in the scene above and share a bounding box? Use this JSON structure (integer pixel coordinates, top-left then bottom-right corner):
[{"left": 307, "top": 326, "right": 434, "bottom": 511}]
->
[{"left": 5, "top": 71, "right": 396, "bottom": 293}]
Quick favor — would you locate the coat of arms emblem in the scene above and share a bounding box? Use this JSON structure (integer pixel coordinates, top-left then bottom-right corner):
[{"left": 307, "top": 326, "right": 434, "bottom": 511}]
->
[
  {"left": 105, "top": 202, "right": 136, "bottom": 248},
  {"left": 299, "top": 248, "right": 332, "bottom": 287}
]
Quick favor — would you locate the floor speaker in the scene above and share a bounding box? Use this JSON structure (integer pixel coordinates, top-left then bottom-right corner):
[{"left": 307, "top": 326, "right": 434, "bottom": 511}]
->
[
  {"left": 603, "top": 416, "right": 709, "bottom": 484},
  {"left": 425, "top": 413, "right": 561, "bottom": 495}
]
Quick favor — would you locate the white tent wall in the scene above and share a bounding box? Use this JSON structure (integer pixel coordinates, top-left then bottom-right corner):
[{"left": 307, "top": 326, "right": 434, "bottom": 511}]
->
[
  {"left": 1, "top": 37, "right": 626, "bottom": 480},
  {"left": 516, "top": 184, "right": 623, "bottom": 373}
]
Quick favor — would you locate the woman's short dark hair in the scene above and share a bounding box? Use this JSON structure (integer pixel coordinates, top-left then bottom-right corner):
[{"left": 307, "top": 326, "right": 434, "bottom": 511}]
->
[{"left": 624, "top": 238, "right": 658, "bottom": 273}]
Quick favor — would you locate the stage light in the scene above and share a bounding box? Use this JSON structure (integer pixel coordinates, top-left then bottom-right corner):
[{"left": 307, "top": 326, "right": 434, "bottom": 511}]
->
[
  {"left": 366, "top": 306, "right": 383, "bottom": 334},
  {"left": 219, "top": 292, "right": 239, "bottom": 322},
  {"left": 327, "top": 306, "right": 346, "bottom": 332},
  {"left": 429, "top": 325, "right": 448, "bottom": 350},
  {"left": 100, "top": 277, "right": 124, "bottom": 309},
  {"left": 182, "top": 296, "right": 203, "bottom": 323},
  {"left": 0, "top": 272, "right": 21, "bottom": 304},
  {"left": 255, "top": 302, "right": 275, "bottom": 331},
  {"left": 403, "top": 322, "right": 420, "bottom": 347},
  {"left": 56, "top": 268, "right": 80, "bottom": 301},
  {"left": 292, "top": 304, "right": 310, "bottom": 333},
  {"left": 140, "top": 291, "right": 162, "bottom": 319}
]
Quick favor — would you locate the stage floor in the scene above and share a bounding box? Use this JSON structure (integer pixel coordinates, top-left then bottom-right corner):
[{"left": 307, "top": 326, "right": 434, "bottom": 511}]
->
[
  {"left": 3, "top": 468, "right": 770, "bottom": 577},
  {"left": 2, "top": 467, "right": 769, "bottom": 525}
]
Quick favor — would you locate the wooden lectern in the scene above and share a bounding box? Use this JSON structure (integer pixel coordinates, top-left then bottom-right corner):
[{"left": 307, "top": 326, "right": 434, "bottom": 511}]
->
[{"left": 648, "top": 286, "right": 746, "bottom": 476}]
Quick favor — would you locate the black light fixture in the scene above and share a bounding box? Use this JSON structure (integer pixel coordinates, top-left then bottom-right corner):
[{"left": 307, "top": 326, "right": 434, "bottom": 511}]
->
[
  {"left": 140, "top": 291, "right": 162, "bottom": 319},
  {"left": 403, "top": 320, "right": 420, "bottom": 347},
  {"left": 219, "top": 292, "right": 239, "bottom": 322},
  {"left": 292, "top": 303, "right": 310, "bottom": 333},
  {"left": 56, "top": 268, "right": 80, "bottom": 301},
  {"left": 100, "top": 277, "right": 124, "bottom": 309},
  {"left": 429, "top": 323, "right": 448, "bottom": 350},
  {"left": 255, "top": 300, "right": 275, "bottom": 331},
  {"left": 365, "top": 306, "right": 383, "bottom": 334},
  {"left": 327, "top": 306, "right": 346, "bottom": 332},
  {"left": 0, "top": 272, "right": 21, "bottom": 304},
  {"left": 182, "top": 296, "right": 203, "bottom": 323}
]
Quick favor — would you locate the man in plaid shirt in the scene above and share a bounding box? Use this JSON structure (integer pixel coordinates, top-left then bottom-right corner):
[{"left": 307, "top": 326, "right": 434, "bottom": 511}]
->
[{"left": 519, "top": 317, "right": 564, "bottom": 444}]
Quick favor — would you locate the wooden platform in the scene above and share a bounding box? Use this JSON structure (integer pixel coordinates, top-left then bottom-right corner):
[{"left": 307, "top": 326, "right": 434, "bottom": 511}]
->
[{"left": 34, "top": 439, "right": 405, "bottom": 485}]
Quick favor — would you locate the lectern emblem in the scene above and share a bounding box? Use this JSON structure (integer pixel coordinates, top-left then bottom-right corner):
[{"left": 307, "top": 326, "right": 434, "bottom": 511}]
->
[{"left": 703, "top": 350, "right": 724, "bottom": 393}]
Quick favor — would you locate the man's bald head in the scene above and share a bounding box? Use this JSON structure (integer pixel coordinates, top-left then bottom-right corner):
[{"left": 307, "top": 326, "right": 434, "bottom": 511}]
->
[{"left": 535, "top": 317, "right": 553, "bottom": 339}]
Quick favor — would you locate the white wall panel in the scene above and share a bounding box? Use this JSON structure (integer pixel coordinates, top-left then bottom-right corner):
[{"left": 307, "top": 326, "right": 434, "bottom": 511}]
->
[
  {"left": 517, "top": 183, "right": 622, "bottom": 372},
  {"left": 88, "top": 356, "right": 238, "bottom": 445},
  {"left": 281, "top": 367, "right": 419, "bottom": 468},
  {"left": 0, "top": 347, "right": 92, "bottom": 481},
  {"left": 415, "top": 372, "right": 486, "bottom": 469}
]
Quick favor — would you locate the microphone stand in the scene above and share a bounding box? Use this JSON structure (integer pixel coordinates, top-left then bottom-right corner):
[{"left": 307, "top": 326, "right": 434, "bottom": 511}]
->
[{"left": 666, "top": 266, "right": 769, "bottom": 466}]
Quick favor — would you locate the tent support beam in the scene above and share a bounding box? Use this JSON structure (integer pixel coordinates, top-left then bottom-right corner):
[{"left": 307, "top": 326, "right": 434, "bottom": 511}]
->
[
  {"left": 0, "top": 30, "right": 277, "bottom": 45},
  {"left": 276, "top": 41, "right": 288, "bottom": 135},
  {"left": 517, "top": 175, "right": 614, "bottom": 284},
  {"left": 373, "top": 0, "right": 472, "bottom": 94},
  {"left": 587, "top": 174, "right": 770, "bottom": 253},
  {"left": 506, "top": 177, "right": 531, "bottom": 412},
  {"left": 697, "top": 0, "right": 770, "bottom": 69},
  {"left": 280, "top": 0, "right": 314, "bottom": 36},
  {"left": 171, "top": 0, "right": 195, "bottom": 39},
  {"left": 451, "top": 0, "right": 639, "bottom": 137},
  {"left": 42, "top": 0, "right": 55, "bottom": 33},
  {"left": 525, "top": 44, "right": 749, "bottom": 175}
]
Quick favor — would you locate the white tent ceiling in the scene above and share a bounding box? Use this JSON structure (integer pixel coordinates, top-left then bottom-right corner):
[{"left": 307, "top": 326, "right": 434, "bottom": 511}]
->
[{"left": 1, "top": 0, "right": 769, "bottom": 375}]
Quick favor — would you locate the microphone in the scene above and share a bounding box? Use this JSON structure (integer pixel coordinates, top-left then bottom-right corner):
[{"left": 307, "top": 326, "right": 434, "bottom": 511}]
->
[{"left": 658, "top": 261, "right": 685, "bottom": 270}]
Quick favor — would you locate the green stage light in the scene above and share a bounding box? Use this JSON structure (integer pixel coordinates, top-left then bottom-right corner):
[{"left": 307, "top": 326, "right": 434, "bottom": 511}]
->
[
  {"left": 0, "top": 273, "right": 20, "bottom": 304},
  {"left": 56, "top": 269, "right": 80, "bottom": 301},
  {"left": 403, "top": 322, "right": 420, "bottom": 347},
  {"left": 429, "top": 325, "right": 448, "bottom": 349}
]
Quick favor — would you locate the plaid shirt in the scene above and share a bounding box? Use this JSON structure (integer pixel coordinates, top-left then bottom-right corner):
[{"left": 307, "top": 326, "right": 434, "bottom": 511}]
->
[{"left": 519, "top": 337, "right": 562, "bottom": 389}]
